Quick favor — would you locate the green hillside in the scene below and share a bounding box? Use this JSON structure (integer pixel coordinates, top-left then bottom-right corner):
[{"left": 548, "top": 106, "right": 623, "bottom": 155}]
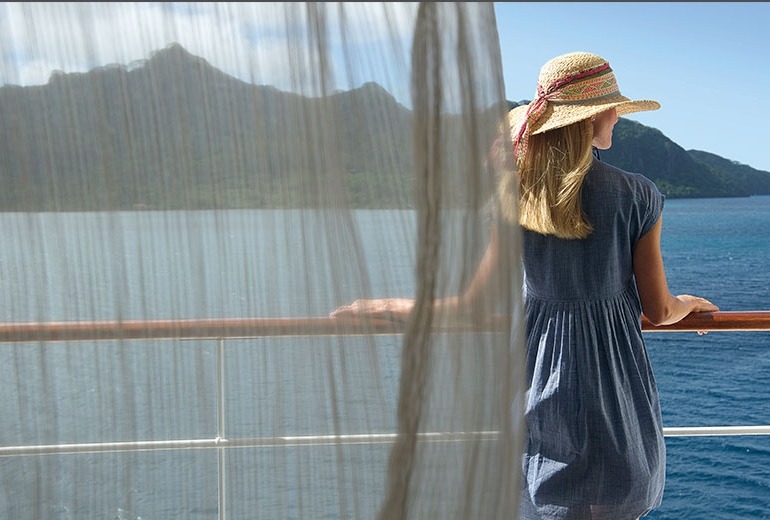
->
[{"left": 2, "top": 44, "right": 769, "bottom": 212}]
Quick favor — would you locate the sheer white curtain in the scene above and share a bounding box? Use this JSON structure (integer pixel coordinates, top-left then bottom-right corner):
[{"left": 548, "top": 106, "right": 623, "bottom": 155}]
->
[{"left": 0, "top": 2, "right": 525, "bottom": 518}]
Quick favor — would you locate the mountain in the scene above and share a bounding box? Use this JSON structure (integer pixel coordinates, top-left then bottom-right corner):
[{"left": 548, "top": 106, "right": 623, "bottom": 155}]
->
[
  {"left": 0, "top": 43, "right": 414, "bottom": 211},
  {"left": 601, "top": 118, "right": 744, "bottom": 197},
  {"left": 1, "top": 44, "right": 768, "bottom": 211},
  {"left": 602, "top": 119, "right": 753, "bottom": 198},
  {"left": 687, "top": 150, "right": 770, "bottom": 196}
]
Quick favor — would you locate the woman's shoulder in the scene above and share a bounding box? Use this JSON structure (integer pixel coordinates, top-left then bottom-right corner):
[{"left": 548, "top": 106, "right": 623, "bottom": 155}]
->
[{"left": 587, "top": 159, "right": 662, "bottom": 201}]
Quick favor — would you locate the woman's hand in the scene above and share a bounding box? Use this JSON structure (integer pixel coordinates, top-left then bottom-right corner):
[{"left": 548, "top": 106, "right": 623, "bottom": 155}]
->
[
  {"left": 329, "top": 298, "right": 414, "bottom": 322},
  {"left": 676, "top": 294, "right": 720, "bottom": 335},
  {"left": 675, "top": 294, "right": 719, "bottom": 313}
]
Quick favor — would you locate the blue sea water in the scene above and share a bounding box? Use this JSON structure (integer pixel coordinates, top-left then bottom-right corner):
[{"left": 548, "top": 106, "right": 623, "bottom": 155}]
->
[
  {"left": 0, "top": 196, "right": 768, "bottom": 519},
  {"left": 644, "top": 196, "right": 770, "bottom": 520}
]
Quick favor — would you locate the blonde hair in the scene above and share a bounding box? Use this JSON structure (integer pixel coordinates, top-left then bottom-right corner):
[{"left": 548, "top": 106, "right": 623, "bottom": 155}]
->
[{"left": 498, "top": 119, "right": 594, "bottom": 239}]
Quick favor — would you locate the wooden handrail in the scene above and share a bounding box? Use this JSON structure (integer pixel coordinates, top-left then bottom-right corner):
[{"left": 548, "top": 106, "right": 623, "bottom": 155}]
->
[
  {"left": 640, "top": 311, "right": 770, "bottom": 332},
  {"left": 0, "top": 311, "right": 769, "bottom": 343},
  {"left": 0, "top": 317, "right": 405, "bottom": 343}
]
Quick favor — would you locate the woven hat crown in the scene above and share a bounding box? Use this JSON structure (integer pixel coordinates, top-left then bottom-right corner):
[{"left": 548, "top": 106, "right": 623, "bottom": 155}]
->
[
  {"left": 510, "top": 51, "right": 660, "bottom": 157},
  {"left": 538, "top": 52, "right": 609, "bottom": 91}
]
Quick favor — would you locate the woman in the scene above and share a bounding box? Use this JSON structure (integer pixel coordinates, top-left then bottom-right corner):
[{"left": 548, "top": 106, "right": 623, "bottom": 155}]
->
[{"left": 331, "top": 51, "right": 718, "bottom": 519}]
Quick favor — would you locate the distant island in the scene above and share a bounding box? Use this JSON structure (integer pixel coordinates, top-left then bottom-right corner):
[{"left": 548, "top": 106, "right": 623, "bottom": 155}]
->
[{"left": 1, "top": 42, "right": 769, "bottom": 212}]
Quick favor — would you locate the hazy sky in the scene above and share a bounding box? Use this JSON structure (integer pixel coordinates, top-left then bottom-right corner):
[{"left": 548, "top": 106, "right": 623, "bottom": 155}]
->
[{"left": 2, "top": 2, "right": 768, "bottom": 172}]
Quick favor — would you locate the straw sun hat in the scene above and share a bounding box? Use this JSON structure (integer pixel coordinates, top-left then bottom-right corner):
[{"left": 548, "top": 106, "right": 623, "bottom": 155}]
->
[{"left": 511, "top": 52, "right": 660, "bottom": 156}]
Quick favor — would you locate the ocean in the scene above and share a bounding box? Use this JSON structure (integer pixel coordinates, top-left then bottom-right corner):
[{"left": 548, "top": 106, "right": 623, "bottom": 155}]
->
[
  {"left": 0, "top": 196, "right": 768, "bottom": 519},
  {"left": 643, "top": 195, "right": 770, "bottom": 519}
]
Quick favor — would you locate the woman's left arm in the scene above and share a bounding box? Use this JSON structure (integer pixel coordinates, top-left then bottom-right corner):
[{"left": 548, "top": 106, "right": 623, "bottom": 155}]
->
[{"left": 330, "top": 225, "right": 503, "bottom": 321}]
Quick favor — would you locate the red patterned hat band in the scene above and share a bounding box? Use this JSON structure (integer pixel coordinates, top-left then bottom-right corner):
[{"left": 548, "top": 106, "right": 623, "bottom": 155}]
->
[{"left": 513, "top": 62, "right": 615, "bottom": 158}]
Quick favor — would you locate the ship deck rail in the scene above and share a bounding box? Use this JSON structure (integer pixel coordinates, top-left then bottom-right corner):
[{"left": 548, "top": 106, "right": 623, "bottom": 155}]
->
[
  {"left": 1, "top": 311, "right": 768, "bottom": 518},
  {"left": 1, "top": 310, "right": 769, "bottom": 456}
]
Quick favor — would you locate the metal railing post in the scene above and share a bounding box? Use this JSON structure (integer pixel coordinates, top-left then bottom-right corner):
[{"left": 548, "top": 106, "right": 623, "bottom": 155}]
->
[{"left": 217, "top": 338, "right": 227, "bottom": 520}]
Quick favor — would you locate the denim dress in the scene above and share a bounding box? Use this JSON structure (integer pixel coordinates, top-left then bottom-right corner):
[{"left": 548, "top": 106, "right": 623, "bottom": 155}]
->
[{"left": 518, "top": 159, "right": 666, "bottom": 520}]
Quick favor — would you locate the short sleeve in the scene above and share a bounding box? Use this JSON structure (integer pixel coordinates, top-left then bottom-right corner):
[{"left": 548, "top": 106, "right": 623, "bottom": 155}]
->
[{"left": 638, "top": 175, "right": 665, "bottom": 237}]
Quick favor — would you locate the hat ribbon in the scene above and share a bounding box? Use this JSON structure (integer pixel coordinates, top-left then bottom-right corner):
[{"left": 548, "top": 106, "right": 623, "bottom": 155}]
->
[{"left": 513, "top": 62, "right": 612, "bottom": 158}]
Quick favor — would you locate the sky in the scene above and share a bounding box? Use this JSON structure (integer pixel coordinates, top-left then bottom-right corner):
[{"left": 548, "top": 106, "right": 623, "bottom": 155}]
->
[
  {"left": 1, "top": 2, "right": 769, "bottom": 172},
  {"left": 495, "top": 2, "right": 770, "bottom": 172}
]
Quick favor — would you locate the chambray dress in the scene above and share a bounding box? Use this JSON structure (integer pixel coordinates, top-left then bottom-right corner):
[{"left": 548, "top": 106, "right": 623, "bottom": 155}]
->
[{"left": 517, "top": 158, "right": 666, "bottom": 520}]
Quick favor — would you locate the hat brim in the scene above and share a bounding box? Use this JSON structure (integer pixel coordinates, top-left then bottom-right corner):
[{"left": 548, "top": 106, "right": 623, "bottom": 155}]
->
[{"left": 509, "top": 95, "right": 660, "bottom": 136}]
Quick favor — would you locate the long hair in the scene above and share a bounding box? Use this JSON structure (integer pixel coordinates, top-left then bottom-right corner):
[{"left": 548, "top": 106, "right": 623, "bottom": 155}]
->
[{"left": 498, "top": 118, "right": 594, "bottom": 239}]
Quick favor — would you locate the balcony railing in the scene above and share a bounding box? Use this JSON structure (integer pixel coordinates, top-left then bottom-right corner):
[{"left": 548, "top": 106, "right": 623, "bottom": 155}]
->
[
  {"left": 2, "top": 310, "right": 770, "bottom": 343},
  {"left": 2, "top": 310, "right": 768, "bottom": 519},
  {"left": 1, "top": 310, "right": 768, "bottom": 448}
]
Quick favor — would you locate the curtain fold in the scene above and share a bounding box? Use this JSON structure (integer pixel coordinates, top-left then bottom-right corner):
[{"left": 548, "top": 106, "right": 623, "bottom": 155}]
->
[{"left": 0, "top": 3, "right": 525, "bottom": 518}]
